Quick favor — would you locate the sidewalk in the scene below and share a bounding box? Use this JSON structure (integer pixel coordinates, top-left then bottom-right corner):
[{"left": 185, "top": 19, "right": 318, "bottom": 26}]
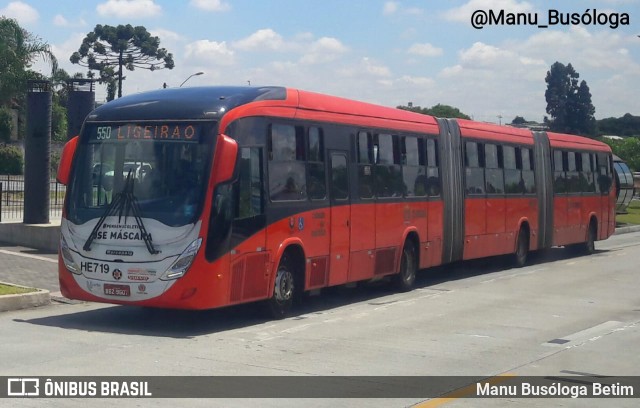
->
[{"left": 0, "top": 212, "right": 61, "bottom": 253}]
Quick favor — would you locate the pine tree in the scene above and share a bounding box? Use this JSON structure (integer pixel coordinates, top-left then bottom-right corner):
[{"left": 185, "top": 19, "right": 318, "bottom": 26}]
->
[
  {"left": 545, "top": 62, "right": 596, "bottom": 136},
  {"left": 70, "top": 24, "right": 174, "bottom": 98}
]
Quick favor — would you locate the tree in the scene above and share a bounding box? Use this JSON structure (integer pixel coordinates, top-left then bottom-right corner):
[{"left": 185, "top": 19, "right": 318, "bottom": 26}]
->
[
  {"left": 0, "top": 106, "right": 12, "bottom": 142},
  {"left": 511, "top": 116, "right": 527, "bottom": 125},
  {"left": 398, "top": 103, "right": 471, "bottom": 119},
  {"left": 70, "top": 24, "right": 174, "bottom": 99},
  {"left": 0, "top": 17, "right": 57, "bottom": 106},
  {"left": 602, "top": 137, "right": 640, "bottom": 171},
  {"left": 597, "top": 113, "right": 640, "bottom": 137},
  {"left": 545, "top": 62, "right": 596, "bottom": 137}
]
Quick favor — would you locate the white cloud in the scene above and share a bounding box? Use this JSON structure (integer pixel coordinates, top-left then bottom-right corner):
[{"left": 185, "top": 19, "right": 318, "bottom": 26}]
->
[
  {"left": 443, "top": 0, "right": 534, "bottom": 22},
  {"left": 232, "top": 29, "right": 348, "bottom": 65},
  {"left": 362, "top": 58, "right": 392, "bottom": 77},
  {"left": 31, "top": 32, "right": 86, "bottom": 77},
  {"left": 397, "top": 75, "right": 435, "bottom": 87},
  {"left": 300, "top": 37, "right": 348, "bottom": 64},
  {"left": 431, "top": 26, "right": 640, "bottom": 121},
  {"left": 184, "top": 40, "right": 235, "bottom": 65},
  {"left": 234, "top": 29, "right": 285, "bottom": 51},
  {"left": 150, "top": 28, "right": 184, "bottom": 43},
  {"left": 189, "top": 0, "right": 230, "bottom": 12},
  {"left": 52, "top": 14, "right": 87, "bottom": 28},
  {"left": 96, "top": 0, "right": 162, "bottom": 18},
  {"left": 383, "top": 1, "right": 423, "bottom": 17},
  {"left": 0, "top": 1, "right": 39, "bottom": 24},
  {"left": 53, "top": 14, "right": 68, "bottom": 27},
  {"left": 407, "top": 43, "right": 443, "bottom": 57},
  {"left": 383, "top": 1, "right": 399, "bottom": 15},
  {"left": 458, "top": 42, "right": 515, "bottom": 67}
]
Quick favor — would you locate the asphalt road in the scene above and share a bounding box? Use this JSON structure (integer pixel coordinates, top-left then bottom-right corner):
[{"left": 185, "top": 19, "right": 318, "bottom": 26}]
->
[{"left": 0, "top": 232, "right": 639, "bottom": 407}]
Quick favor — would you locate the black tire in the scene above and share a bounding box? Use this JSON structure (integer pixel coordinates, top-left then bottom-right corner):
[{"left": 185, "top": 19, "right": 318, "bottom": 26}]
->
[
  {"left": 514, "top": 228, "right": 529, "bottom": 268},
  {"left": 583, "top": 222, "right": 597, "bottom": 255},
  {"left": 568, "top": 221, "right": 597, "bottom": 255},
  {"left": 393, "top": 241, "right": 417, "bottom": 292},
  {"left": 267, "top": 254, "right": 296, "bottom": 319}
]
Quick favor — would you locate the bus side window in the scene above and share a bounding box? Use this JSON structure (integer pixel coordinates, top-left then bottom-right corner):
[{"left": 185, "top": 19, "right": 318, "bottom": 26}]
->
[
  {"left": 402, "top": 136, "right": 426, "bottom": 197},
  {"left": 426, "top": 138, "right": 440, "bottom": 197},
  {"left": 485, "top": 143, "right": 505, "bottom": 194},
  {"left": 268, "top": 124, "right": 307, "bottom": 201},
  {"left": 374, "top": 133, "right": 402, "bottom": 198},
  {"left": 307, "top": 127, "right": 326, "bottom": 200},
  {"left": 596, "top": 153, "right": 612, "bottom": 193},
  {"left": 236, "top": 147, "right": 264, "bottom": 219},
  {"left": 357, "top": 131, "right": 375, "bottom": 199},
  {"left": 566, "top": 151, "right": 580, "bottom": 193},
  {"left": 521, "top": 147, "right": 536, "bottom": 194},
  {"left": 580, "top": 152, "right": 595, "bottom": 193},
  {"left": 465, "top": 141, "right": 485, "bottom": 195},
  {"left": 553, "top": 150, "right": 566, "bottom": 194},
  {"left": 502, "top": 145, "right": 521, "bottom": 194}
]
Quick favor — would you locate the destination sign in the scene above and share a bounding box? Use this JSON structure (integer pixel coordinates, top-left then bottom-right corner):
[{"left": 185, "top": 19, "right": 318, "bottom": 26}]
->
[{"left": 88, "top": 123, "right": 201, "bottom": 142}]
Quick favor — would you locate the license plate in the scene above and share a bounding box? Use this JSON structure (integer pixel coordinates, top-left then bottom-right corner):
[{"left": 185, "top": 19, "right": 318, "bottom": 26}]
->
[{"left": 104, "top": 284, "right": 130, "bottom": 297}]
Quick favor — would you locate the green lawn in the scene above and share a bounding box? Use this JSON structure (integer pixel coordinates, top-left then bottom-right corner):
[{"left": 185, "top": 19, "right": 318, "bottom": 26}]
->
[
  {"left": 616, "top": 199, "right": 640, "bottom": 225},
  {"left": 0, "top": 283, "right": 36, "bottom": 295}
]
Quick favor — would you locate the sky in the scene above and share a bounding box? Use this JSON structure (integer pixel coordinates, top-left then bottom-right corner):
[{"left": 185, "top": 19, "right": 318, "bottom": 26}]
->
[{"left": 2, "top": 0, "right": 639, "bottom": 123}]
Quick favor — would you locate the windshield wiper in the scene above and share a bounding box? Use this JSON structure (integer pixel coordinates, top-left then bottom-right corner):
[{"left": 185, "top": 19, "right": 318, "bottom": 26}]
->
[{"left": 83, "top": 171, "right": 160, "bottom": 255}]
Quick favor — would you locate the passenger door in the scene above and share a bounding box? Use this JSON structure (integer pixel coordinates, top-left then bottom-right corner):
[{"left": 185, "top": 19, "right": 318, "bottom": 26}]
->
[
  {"left": 227, "top": 147, "right": 269, "bottom": 303},
  {"left": 328, "top": 151, "right": 350, "bottom": 286}
]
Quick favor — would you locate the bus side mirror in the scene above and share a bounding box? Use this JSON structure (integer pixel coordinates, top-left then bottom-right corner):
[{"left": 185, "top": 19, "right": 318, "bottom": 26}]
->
[
  {"left": 211, "top": 134, "right": 238, "bottom": 185},
  {"left": 57, "top": 136, "right": 79, "bottom": 185}
]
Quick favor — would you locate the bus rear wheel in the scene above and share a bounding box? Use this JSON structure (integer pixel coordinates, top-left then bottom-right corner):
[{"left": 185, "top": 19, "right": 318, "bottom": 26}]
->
[
  {"left": 568, "top": 220, "right": 597, "bottom": 255},
  {"left": 514, "top": 228, "right": 529, "bottom": 268},
  {"left": 267, "top": 254, "right": 296, "bottom": 319},
  {"left": 582, "top": 221, "right": 597, "bottom": 255},
  {"left": 393, "top": 241, "right": 417, "bottom": 292}
]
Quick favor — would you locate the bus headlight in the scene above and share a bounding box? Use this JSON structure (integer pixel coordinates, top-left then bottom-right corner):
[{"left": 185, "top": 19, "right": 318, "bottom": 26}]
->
[
  {"left": 161, "top": 238, "right": 202, "bottom": 280},
  {"left": 60, "top": 235, "right": 81, "bottom": 275}
]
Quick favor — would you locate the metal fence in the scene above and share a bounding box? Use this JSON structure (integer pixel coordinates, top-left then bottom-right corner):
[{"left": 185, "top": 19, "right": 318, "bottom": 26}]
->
[{"left": 0, "top": 175, "right": 66, "bottom": 223}]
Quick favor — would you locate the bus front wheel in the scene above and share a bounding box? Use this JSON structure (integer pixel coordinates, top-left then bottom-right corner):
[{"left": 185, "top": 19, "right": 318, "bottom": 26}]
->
[
  {"left": 393, "top": 241, "right": 417, "bottom": 292},
  {"left": 267, "top": 254, "right": 296, "bottom": 319}
]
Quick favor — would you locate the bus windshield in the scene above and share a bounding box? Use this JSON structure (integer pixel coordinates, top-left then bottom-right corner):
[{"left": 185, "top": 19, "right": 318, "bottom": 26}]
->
[{"left": 67, "top": 121, "right": 215, "bottom": 227}]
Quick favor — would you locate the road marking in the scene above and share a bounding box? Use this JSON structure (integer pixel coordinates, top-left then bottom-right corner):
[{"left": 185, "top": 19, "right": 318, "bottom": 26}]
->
[
  {"left": 414, "top": 373, "right": 516, "bottom": 407},
  {"left": 481, "top": 268, "right": 546, "bottom": 284},
  {"left": 0, "top": 249, "right": 57, "bottom": 263},
  {"left": 542, "top": 320, "right": 627, "bottom": 347},
  {"left": 280, "top": 323, "right": 313, "bottom": 334}
]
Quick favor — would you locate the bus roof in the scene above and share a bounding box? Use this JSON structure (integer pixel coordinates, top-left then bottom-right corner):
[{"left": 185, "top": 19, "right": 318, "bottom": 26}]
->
[
  {"left": 85, "top": 86, "right": 612, "bottom": 155},
  {"left": 294, "top": 89, "right": 438, "bottom": 127},
  {"left": 547, "top": 131, "right": 611, "bottom": 152},
  {"left": 86, "top": 86, "right": 287, "bottom": 121}
]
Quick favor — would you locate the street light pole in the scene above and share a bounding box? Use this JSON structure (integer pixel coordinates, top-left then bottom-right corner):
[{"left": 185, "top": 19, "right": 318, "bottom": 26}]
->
[{"left": 179, "top": 72, "right": 204, "bottom": 87}]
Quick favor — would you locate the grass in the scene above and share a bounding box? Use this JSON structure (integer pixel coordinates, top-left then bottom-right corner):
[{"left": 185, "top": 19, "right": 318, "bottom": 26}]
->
[
  {"left": 616, "top": 199, "right": 640, "bottom": 225},
  {"left": 0, "top": 283, "right": 37, "bottom": 296}
]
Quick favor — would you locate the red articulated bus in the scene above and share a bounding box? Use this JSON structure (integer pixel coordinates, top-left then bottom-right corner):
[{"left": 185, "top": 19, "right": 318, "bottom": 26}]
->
[{"left": 56, "top": 86, "right": 616, "bottom": 318}]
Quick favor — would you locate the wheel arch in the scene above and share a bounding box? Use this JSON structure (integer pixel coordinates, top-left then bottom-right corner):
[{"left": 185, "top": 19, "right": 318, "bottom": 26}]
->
[
  {"left": 515, "top": 218, "right": 532, "bottom": 252},
  {"left": 586, "top": 212, "right": 598, "bottom": 239},
  {"left": 271, "top": 238, "right": 306, "bottom": 293},
  {"left": 399, "top": 228, "right": 420, "bottom": 272}
]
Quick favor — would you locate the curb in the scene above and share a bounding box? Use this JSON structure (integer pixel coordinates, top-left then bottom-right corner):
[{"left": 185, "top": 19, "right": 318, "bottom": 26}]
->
[
  {"left": 0, "top": 281, "right": 50, "bottom": 313},
  {"left": 614, "top": 225, "right": 640, "bottom": 235}
]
